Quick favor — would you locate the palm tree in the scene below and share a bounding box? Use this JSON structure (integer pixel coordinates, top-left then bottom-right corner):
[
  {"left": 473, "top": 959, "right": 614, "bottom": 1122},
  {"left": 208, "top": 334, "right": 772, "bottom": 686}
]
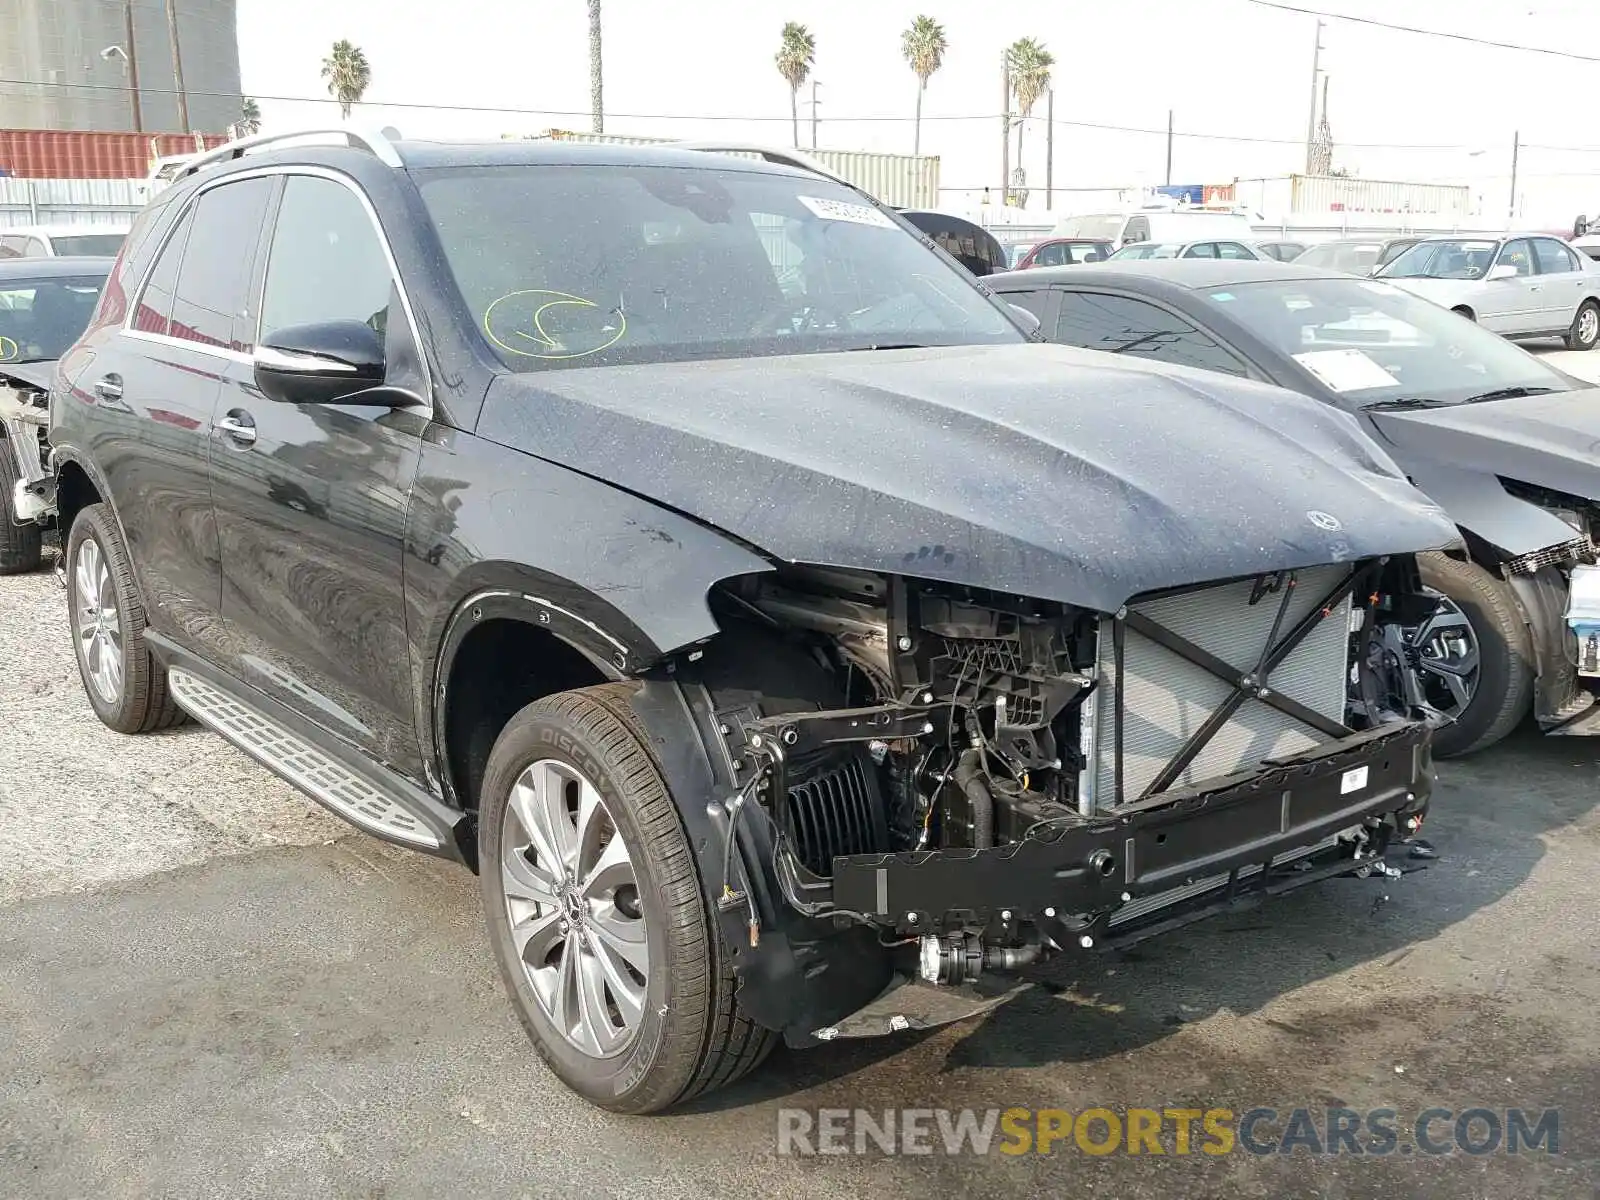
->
[
  {"left": 775, "top": 23, "right": 816, "bottom": 150},
  {"left": 237, "top": 97, "right": 261, "bottom": 137},
  {"left": 321, "top": 40, "right": 372, "bottom": 120},
  {"left": 1005, "top": 37, "right": 1054, "bottom": 184},
  {"left": 587, "top": 0, "right": 604, "bottom": 134},
  {"left": 901, "top": 16, "right": 947, "bottom": 158}
]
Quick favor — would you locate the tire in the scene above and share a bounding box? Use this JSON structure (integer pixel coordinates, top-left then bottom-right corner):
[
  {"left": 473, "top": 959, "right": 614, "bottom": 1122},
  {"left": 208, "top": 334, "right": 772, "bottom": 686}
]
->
[
  {"left": 65, "top": 503, "right": 186, "bottom": 734},
  {"left": 1416, "top": 552, "right": 1533, "bottom": 757},
  {"left": 1565, "top": 299, "right": 1600, "bottom": 351},
  {"left": 478, "top": 683, "right": 775, "bottom": 1114},
  {"left": 0, "top": 434, "right": 43, "bottom": 575}
]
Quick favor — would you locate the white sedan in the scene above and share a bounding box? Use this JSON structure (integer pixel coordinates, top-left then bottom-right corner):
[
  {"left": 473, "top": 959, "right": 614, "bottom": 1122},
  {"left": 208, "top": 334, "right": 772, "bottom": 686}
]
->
[{"left": 1375, "top": 234, "right": 1600, "bottom": 350}]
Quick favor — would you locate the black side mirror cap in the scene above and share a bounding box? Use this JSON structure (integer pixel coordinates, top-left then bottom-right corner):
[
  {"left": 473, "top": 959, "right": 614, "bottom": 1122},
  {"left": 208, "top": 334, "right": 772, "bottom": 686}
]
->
[{"left": 254, "top": 319, "right": 413, "bottom": 407}]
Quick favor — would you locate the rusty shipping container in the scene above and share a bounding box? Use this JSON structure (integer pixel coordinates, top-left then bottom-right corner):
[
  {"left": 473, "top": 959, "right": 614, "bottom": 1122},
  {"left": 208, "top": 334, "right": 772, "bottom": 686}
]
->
[
  {"left": 520, "top": 129, "right": 941, "bottom": 209},
  {"left": 0, "top": 130, "right": 231, "bottom": 180}
]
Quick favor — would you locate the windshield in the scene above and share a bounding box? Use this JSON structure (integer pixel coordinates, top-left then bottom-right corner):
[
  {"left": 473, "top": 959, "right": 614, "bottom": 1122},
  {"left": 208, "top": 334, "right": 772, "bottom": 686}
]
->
[
  {"left": 48, "top": 233, "right": 124, "bottom": 257},
  {"left": 1109, "top": 243, "right": 1180, "bottom": 260},
  {"left": 0, "top": 274, "right": 106, "bottom": 363},
  {"left": 1057, "top": 215, "right": 1125, "bottom": 240},
  {"left": 1209, "top": 276, "right": 1572, "bottom": 406},
  {"left": 1377, "top": 239, "right": 1498, "bottom": 280},
  {"left": 416, "top": 165, "right": 1021, "bottom": 370}
]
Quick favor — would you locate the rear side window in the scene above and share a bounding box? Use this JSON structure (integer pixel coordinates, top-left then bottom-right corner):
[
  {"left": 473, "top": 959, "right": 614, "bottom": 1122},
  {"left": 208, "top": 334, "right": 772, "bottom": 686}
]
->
[
  {"left": 1216, "top": 242, "right": 1256, "bottom": 260},
  {"left": 1182, "top": 243, "right": 1219, "bottom": 259},
  {"left": 1533, "top": 238, "right": 1579, "bottom": 275},
  {"left": 259, "top": 175, "right": 395, "bottom": 344},
  {"left": 1035, "top": 242, "right": 1067, "bottom": 267},
  {"left": 133, "top": 211, "right": 193, "bottom": 336},
  {"left": 168, "top": 178, "right": 275, "bottom": 350},
  {"left": 1055, "top": 291, "right": 1248, "bottom": 378}
]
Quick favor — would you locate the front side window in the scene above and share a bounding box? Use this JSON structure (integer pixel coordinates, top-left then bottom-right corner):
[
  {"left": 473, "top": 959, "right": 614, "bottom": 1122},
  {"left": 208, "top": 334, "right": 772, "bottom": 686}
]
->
[
  {"left": 1054, "top": 291, "right": 1248, "bottom": 377},
  {"left": 1206, "top": 276, "right": 1573, "bottom": 405},
  {"left": 1035, "top": 242, "right": 1068, "bottom": 267},
  {"left": 1002, "top": 289, "right": 1053, "bottom": 323},
  {"left": 1182, "top": 243, "right": 1219, "bottom": 259},
  {"left": 1496, "top": 239, "right": 1535, "bottom": 277},
  {"left": 0, "top": 274, "right": 107, "bottom": 363},
  {"left": 1216, "top": 242, "right": 1257, "bottom": 260},
  {"left": 259, "top": 175, "right": 395, "bottom": 348},
  {"left": 168, "top": 178, "right": 275, "bottom": 350},
  {"left": 1533, "top": 238, "right": 1579, "bottom": 275},
  {"left": 417, "top": 164, "right": 1020, "bottom": 370}
]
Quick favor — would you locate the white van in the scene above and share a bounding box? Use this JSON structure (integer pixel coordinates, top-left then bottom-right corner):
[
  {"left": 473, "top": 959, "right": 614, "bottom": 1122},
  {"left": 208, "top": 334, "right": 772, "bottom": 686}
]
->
[{"left": 1051, "top": 208, "right": 1255, "bottom": 248}]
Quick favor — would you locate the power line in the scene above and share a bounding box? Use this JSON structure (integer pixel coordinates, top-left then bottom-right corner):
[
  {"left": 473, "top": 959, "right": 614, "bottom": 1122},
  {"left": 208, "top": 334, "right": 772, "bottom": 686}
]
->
[
  {"left": 1241, "top": 0, "right": 1600, "bottom": 63},
  {"left": 3, "top": 73, "right": 1596, "bottom": 155}
]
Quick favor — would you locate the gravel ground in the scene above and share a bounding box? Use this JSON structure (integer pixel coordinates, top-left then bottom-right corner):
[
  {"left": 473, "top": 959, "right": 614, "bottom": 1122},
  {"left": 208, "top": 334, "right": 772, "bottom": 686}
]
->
[{"left": 4, "top": 347, "right": 1600, "bottom": 1197}]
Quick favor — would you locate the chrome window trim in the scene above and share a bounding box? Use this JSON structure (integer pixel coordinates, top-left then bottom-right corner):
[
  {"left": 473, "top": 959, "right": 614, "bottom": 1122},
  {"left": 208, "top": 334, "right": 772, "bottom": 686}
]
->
[{"left": 121, "top": 163, "right": 434, "bottom": 419}]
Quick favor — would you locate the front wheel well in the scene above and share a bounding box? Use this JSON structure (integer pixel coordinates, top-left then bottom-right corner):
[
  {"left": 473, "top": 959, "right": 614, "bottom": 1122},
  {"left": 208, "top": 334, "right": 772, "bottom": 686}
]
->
[
  {"left": 441, "top": 618, "right": 610, "bottom": 812},
  {"left": 1451, "top": 305, "right": 1476, "bottom": 321}
]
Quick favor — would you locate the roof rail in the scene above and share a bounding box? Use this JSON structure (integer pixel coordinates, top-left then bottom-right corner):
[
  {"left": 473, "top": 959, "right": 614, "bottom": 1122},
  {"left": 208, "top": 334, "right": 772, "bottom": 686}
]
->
[
  {"left": 672, "top": 142, "right": 853, "bottom": 189},
  {"left": 179, "top": 126, "right": 404, "bottom": 178}
]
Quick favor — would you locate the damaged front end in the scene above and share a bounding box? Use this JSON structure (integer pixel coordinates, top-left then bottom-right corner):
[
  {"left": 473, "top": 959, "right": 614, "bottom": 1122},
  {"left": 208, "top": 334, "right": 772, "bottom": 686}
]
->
[{"left": 648, "top": 556, "right": 1437, "bottom": 1046}]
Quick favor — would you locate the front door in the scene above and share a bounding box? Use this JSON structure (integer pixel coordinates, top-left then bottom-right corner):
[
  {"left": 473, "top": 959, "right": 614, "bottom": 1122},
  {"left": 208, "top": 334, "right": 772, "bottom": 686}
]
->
[
  {"left": 208, "top": 171, "right": 429, "bottom": 782},
  {"left": 1481, "top": 238, "right": 1541, "bottom": 333}
]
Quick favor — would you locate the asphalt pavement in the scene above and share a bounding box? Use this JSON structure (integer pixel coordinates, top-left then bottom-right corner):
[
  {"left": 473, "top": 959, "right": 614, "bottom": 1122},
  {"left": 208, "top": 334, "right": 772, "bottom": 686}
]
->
[{"left": 3, "top": 345, "right": 1600, "bottom": 1198}]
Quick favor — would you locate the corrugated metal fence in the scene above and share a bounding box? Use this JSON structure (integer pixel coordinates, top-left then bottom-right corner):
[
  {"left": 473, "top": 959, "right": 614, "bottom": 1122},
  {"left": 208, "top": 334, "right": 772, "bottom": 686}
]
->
[{"left": 0, "top": 177, "right": 144, "bottom": 229}]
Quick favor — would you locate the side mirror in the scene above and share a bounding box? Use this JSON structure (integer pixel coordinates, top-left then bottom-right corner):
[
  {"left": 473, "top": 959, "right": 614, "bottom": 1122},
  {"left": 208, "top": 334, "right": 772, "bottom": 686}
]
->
[
  {"left": 1576, "top": 215, "right": 1589, "bottom": 238},
  {"left": 1486, "top": 263, "right": 1519, "bottom": 282},
  {"left": 1007, "top": 303, "right": 1042, "bottom": 334},
  {"left": 253, "top": 320, "right": 408, "bottom": 407}
]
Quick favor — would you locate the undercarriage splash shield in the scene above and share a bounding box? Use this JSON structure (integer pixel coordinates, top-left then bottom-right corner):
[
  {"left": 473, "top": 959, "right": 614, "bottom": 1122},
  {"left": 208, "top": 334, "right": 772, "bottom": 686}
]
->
[{"left": 807, "top": 973, "right": 1031, "bottom": 1044}]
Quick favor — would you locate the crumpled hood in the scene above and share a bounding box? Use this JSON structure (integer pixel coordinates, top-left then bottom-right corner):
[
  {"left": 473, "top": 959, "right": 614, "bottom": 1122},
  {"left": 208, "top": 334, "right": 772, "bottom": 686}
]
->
[
  {"left": 1368, "top": 388, "right": 1600, "bottom": 502},
  {"left": 476, "top": 343, "right": 1459, "bottom": 613},
  {"left": 0, "top": 361, "right": 57, "bottom": 392}
]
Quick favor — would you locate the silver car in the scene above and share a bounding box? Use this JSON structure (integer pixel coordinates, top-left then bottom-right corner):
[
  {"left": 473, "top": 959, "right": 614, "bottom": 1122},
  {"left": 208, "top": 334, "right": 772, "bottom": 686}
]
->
[
  {"left": 1375, "top": 234, "right": 1600, "bottom": 350},
  {"left": 1108, "top": 238, "right": 1267, "bottom": 261}
]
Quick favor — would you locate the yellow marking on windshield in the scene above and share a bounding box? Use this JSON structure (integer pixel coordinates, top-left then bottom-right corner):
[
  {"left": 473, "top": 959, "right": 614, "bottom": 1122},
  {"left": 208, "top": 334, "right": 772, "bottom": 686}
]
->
[
  {"left": 483, "top": 289, "right": 626, "bottom": 360},
  {"left": 0, "top": 336, "right": 18, "bottom": 362}
]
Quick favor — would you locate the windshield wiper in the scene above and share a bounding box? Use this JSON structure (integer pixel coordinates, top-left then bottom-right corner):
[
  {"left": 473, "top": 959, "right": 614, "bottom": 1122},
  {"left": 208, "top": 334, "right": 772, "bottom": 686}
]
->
[
  {"left": 1460, "top": 386, "right": 1559, "bottom": 404},
  {"left": 1363, "top": 396, "right": 1454, "bottom": 411},
  {"left": 844, "top": 342, "right": 935, "bottom": 351}
]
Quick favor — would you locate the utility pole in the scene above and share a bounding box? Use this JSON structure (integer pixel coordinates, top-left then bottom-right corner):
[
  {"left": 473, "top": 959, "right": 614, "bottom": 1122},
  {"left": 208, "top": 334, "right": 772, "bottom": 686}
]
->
[
  {"left": 1303, "top": 18, "right": 1324, "bottom": 175},
  {"left": 123, "top": 0, "right": 143, "bottom": 133},
  {"left": 1000, "top": 53, "right": 1011, "bottom": 205},
  {"left": 1165, "top": 109, "right": 1174, "bottom": 186},
  {"left": 1045, "top": 89, "right": 1054, "bottom": 211},
  {"left": 810, "top": 79, "right": 820, "bottom": 150},
  {"left": 163, "top": 0, "right": 189, "bottom": 134},
  {"left": 1509, "top": 129, "right": 1520, "bottom": 221}
]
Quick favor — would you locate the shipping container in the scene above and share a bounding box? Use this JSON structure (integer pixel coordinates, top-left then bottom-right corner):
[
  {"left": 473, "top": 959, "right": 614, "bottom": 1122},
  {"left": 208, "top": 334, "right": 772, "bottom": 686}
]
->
[
  {"left": 1230, "top": 174, "right": 1472, "bottom": 219},
  {"left": 0, "top": 130, "right": 230, "bottom": 180},
  {"left": 520, "top": 129, "right": 941, "bottom": 209}
]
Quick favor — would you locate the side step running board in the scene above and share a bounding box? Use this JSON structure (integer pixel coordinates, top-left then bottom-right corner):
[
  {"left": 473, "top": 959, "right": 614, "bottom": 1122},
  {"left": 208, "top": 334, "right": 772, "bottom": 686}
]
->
[{"left": 167, "top": 667, "right": 447, "bottom": 851}]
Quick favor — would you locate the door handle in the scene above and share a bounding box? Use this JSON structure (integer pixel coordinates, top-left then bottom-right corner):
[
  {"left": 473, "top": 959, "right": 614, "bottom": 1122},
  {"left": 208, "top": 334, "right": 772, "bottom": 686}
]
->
[
  {"left": 92, "top": 375, "right": 122, "bottom": 401},
  {"left": 216, "top": 412, "right": 257, "bottom": 446}
]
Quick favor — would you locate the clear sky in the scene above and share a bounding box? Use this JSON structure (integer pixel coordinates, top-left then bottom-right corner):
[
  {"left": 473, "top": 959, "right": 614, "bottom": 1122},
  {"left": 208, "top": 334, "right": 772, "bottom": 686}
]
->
[{"left": 237, "top": 0, "right": 1600, "bottom": 223}]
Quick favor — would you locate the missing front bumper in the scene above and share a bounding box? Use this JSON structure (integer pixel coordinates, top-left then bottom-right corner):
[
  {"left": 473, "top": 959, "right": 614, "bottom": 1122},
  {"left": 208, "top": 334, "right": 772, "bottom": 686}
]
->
[{"left": 825, "top": 720, "right": 1432, "bottom": 933}]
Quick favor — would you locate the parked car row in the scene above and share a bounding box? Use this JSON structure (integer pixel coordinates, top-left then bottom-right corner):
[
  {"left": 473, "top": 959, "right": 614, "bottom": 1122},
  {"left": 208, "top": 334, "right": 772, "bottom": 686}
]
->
[
  {"left": 0, "top": 224, "right": 128, "bottom": 260},
  {"left": 2, "top": 133, "right": 1591, "bottom": 1119}
]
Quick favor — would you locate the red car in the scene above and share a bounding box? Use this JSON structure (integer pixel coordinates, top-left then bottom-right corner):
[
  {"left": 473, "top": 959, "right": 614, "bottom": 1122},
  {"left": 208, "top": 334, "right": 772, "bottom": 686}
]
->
[{"left": 1015, "top": 237, "right": 1116, "bottom": 269}]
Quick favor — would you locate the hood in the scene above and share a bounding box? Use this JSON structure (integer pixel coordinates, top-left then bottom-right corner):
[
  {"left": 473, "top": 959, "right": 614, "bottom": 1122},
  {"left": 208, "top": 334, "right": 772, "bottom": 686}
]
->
[
  {"left": 1368, "top": 388, "right": 1600, "bottom": 503},
  {"left": 475, "top": 343, "right": 1459, "bottom": 613}
]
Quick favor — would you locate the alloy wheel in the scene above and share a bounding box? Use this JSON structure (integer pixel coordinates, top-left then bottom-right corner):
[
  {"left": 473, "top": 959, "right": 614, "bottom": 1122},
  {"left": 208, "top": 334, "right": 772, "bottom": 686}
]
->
[
  {"left": 1405, "top": 592, "right": 1480, "bottom": 719},
  {"left": 1579, "top": 306, "right": 1599, "bottom": 347},
  {"left": 73, "top": 536, "right": 123, "bottom": 704},
  {"left": 500, "top": 759, "right": 650, "bottom": 1059}
]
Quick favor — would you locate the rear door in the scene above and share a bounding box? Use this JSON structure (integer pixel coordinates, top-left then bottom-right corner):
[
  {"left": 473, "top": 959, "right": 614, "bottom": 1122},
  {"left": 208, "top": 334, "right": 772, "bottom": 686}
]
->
[
  {"left": 83, "top": 175, "right": 275, "bottom": 656},
  {"left": 208, "top": 170, "right": 429, "bottom": 781},
  {"left": 1531, "top": 237, "right": 1588, "bottom": 331}
]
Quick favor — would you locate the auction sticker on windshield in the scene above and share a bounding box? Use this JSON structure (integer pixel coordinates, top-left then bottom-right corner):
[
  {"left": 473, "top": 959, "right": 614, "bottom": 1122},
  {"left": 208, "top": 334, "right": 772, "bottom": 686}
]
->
[
  {"left": 798, "top": 195, "right": 897, "bottom": 228},
  {"left": 1292, "top": 348, "right": 1398, "bottom": 393}
]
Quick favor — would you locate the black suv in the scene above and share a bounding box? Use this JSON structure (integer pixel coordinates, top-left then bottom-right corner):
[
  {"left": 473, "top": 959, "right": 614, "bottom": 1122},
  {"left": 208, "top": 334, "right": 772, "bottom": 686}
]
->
[{"left": 46, "top": 130, "right": 1455, "bottom": 1113}]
